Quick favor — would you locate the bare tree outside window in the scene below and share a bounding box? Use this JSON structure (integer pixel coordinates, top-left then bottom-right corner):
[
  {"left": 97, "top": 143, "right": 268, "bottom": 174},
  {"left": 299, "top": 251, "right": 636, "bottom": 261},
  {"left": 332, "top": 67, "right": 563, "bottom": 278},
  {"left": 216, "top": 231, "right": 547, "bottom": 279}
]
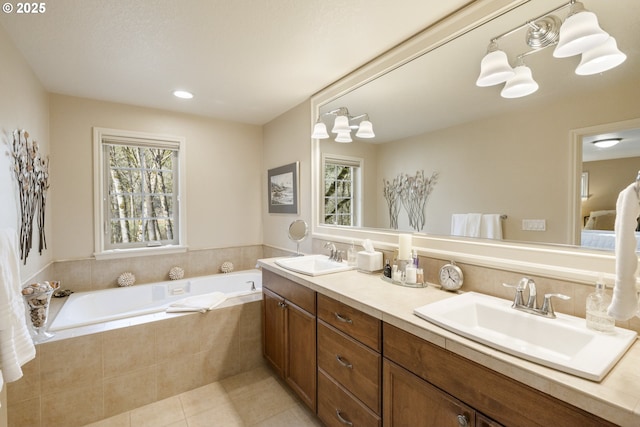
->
[{"left": 323, "top": 156, "right": 362, "bottom": 227}]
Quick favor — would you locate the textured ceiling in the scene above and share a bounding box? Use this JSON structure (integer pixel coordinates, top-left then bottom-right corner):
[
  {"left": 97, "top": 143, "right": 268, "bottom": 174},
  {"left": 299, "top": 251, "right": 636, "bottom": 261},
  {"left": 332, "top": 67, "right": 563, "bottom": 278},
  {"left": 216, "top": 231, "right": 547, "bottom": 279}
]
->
[{"left": 0, "top": 0, "right": 472, "bottom": 124}]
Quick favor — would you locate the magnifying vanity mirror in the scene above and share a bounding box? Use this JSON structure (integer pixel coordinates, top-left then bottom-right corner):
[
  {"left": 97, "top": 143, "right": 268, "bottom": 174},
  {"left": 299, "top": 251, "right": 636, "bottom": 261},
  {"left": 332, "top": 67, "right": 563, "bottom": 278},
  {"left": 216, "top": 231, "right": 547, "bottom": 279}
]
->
[
  {"left": 312, "top": 0, "right": 640, "bottom": 254},
  {"left": 288, "top": 220, "right": 309, "bottom": 256}
]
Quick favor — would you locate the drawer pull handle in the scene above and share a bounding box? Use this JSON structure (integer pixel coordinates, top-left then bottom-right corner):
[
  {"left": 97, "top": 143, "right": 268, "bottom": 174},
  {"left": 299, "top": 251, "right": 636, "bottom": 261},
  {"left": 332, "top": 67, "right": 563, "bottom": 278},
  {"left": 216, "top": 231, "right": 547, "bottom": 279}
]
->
[
  {"left": 336, "top": 409, "right": 354, "bottom": 426},
  {"left": 334, "top": 312, "right": 353, "bottom": 324},
  {"left": 457, "top": 414, "right": 469, "bottom": 427},
  {"left": 336, "top": 354, "right": 353, "bottom": 369},
  {"left": 278, "top": 301, "right": 287, "bottom": 309}
]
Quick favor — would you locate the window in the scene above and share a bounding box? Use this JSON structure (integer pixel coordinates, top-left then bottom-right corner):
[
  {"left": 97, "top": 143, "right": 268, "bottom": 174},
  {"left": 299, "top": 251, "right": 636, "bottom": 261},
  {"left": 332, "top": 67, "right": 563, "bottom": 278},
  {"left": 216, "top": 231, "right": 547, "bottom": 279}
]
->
[
  {"left": 93, "top": 128, "right": 186, "bottom": 258},
  {"left": 322, "top": 154, "right": 362, "bottom": 227}
]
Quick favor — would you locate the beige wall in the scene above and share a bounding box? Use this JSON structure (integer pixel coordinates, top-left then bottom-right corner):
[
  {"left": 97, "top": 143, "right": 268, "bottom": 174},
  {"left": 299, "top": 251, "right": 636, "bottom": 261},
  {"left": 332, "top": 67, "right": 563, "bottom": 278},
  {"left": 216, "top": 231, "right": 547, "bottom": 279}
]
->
[
  {"left": 374, "top": 79, "right": 640, "bottom": 244},
  {"left": 0, "top": 25, "right": 50, "bottom": 427},
  {"left": 49, "top": 94, "right": 263, "bottom": 260},
  {"left": 261, "top": 101, "right": 313, "bottom": 254},
  {"left": 582, "top": 156, "right": 640, "bottom": 219},
  {"left": 0, "top": 26, "right": 51, "bottom": 279}
]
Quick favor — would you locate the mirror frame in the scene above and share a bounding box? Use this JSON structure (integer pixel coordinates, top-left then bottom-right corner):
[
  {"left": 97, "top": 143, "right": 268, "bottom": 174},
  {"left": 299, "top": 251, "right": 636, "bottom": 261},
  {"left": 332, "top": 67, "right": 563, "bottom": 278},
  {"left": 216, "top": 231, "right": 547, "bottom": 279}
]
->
[{"left": 310, "top": 0, "right": 618, "bottom": 283}]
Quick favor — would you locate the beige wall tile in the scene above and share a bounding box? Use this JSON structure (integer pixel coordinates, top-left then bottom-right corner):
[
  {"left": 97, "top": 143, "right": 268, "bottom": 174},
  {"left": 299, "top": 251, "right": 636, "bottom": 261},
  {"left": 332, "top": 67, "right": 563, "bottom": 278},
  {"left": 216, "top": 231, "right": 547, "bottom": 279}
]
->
[
  {"left": 39, "top": 334, "right": 102, "bottom": 395},
  {"left": 7, "top": 354, "right": 40, "bottom": 404},
  {"left": 7, "top": 397, "right": 41, "bottom": 427},
  {"left": 103, "top": 324, "right": 155, "bottom": 378},
  {"left": 52, "top": 259, "right": 92, "bottom": 293},
  {"left": 41, "top": 384, "right": 103, "bottom": 427},
  {"left": 154, "top": 315, "right": 202, "bottom": 362},
  {"left": 104, "top": 366, "right": 157, "bottom": 417}
]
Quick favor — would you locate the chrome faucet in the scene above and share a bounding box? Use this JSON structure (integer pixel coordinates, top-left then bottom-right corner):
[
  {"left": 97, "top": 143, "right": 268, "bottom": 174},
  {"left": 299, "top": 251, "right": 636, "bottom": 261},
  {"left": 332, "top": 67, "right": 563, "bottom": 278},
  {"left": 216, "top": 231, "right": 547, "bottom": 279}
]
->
[
  {"left": 324, "top": 242, "right": 343, "bottom": 262},
  {"left": 503, "top": 278, "right": 570, "bottom": 318}
]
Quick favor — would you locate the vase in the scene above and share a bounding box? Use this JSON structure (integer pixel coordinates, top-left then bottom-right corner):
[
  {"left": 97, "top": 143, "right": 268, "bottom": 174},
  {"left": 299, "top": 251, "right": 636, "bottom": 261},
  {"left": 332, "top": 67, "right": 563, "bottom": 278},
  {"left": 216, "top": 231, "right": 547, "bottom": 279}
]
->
[{"left": 22, "top": 285, "right": 55, "bottom": 343}]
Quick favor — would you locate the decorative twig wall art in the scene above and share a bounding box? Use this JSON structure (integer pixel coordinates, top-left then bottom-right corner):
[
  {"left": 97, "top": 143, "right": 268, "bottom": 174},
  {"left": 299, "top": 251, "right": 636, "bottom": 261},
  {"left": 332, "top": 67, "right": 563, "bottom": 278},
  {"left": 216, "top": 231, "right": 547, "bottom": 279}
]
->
[
  {"left": 9, "top": 129, "right": 49, "bottom": 264},
  {"left": 383, "top": 170, "right": 438, "bottom": 231},
  {"left": 382, "top": 176, "right": 402, "bottom": 230}
]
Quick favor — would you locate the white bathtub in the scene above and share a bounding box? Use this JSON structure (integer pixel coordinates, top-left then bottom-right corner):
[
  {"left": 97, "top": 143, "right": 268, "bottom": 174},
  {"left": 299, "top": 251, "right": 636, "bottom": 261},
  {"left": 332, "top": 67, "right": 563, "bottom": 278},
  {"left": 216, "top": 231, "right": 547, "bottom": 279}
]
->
[{"left": 49, "top": 269, "right": 262, "bottom": 331}]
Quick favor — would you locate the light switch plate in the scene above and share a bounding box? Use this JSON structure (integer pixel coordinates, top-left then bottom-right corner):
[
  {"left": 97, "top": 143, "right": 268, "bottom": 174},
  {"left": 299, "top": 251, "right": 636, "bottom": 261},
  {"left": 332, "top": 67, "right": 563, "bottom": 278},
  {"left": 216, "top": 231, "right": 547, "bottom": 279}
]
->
[{"left": 522, "top": 219, "right": 546, "bottom": 231}]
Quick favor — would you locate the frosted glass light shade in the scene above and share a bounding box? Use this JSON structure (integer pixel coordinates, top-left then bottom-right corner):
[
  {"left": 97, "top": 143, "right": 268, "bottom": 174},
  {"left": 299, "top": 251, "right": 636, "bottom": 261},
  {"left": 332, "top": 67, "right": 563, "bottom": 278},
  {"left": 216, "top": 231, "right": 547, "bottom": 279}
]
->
[
  {"left": 553, "top": 8, "right": 609, "bottom": 58},
  {"left": 476, "top": 50, "right": 515, "bottom": 87},
  {"left": 576, "top": 37, "right": 627, "bottom": 75},
  {"left": 593, "top": 138, "right": 621, "bottom": 148},
  {"left": 501, "top": 65, "right": 539, "bottom": 98},
  {"left": 355, "top": 120, "right": 375, "bottom": 138},
  {"left": 311, "top": 122, "right": 329, "bottom": 139},
  {"left": 331, "top": 115, "right": 351, "bottom": 134},
  {"left": 335, "top": 132, "right": 352, "bottom": 143}
]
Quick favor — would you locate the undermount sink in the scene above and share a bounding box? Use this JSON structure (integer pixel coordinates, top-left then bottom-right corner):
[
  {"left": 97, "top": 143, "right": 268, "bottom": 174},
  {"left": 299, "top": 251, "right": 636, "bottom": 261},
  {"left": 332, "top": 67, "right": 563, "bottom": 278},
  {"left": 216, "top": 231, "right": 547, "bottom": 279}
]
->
[
  {"left": 275, "top": 254, "right": 354, "bottom": 276},
  {"left": 414, "top": 292, "right": 637, "bottom": 381}
]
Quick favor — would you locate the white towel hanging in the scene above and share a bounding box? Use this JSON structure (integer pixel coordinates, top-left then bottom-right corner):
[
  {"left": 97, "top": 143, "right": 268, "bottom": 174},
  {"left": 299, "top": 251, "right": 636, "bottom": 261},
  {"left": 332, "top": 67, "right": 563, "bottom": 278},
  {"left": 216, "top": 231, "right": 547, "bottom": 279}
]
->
[
  {"left": 608, "top": 183, "right": 640, "bottom": 321},
  {"left": 0, "top": 228, "right": 36, "bottom": 392}
]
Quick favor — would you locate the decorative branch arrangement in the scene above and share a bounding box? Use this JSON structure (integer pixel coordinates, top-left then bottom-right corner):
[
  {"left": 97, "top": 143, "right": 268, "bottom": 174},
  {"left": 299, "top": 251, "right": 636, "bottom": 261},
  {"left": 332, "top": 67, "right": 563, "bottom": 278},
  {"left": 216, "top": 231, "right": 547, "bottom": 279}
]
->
[
  {"left": 384, "top": 170, "right": 438, "bottom": 231},
  {"left": 10, "top": 129, "right": 49, "bottom": 264},
  {"left": 382, "top": 176, "right": 402, "bottom": 230}
]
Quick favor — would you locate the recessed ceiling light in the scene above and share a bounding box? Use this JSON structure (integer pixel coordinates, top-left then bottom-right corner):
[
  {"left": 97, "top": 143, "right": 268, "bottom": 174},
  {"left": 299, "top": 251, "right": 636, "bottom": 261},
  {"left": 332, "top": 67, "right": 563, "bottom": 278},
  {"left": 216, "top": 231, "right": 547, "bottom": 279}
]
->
[
  {"left": 173, "top": 90, "right": 194, "bottom": 99},
  {"left": 592, "top": 138, "right": 622, "bottom": 148}
]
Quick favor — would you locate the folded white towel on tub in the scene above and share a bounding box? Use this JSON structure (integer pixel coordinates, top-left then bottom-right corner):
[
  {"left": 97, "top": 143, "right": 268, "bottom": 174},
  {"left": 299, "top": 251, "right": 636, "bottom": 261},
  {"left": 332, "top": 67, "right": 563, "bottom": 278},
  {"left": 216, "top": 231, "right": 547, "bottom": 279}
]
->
[
  {"left": 166, "top": 291, "right": 227, "bottom": 313},
  {"left": 608, "top": 183, "right": 640, "bottom": 321}
]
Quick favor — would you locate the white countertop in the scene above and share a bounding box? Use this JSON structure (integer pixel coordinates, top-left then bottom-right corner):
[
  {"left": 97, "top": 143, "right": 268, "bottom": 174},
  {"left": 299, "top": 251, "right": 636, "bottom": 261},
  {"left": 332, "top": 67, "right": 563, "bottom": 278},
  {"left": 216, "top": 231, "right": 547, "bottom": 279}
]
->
[{"left": 258, "top": 258, "right": 640, "bottom": 427}]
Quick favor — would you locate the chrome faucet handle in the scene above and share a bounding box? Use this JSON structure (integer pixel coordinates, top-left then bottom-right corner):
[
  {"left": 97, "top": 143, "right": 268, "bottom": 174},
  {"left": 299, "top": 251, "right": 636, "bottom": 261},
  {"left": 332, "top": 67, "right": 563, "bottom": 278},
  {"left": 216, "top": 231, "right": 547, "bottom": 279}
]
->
[
  {"left": 324, "top": 242, "right": 337, "bottom": 260},
  {"left": 502, "top": 282, "right": 526, "bottom": 307},
  {"left": 541, "top": 293, "right": 571, "bottom": 318},
  {"left": 523, "top": 278, "right": 537, "bottom": 309}
]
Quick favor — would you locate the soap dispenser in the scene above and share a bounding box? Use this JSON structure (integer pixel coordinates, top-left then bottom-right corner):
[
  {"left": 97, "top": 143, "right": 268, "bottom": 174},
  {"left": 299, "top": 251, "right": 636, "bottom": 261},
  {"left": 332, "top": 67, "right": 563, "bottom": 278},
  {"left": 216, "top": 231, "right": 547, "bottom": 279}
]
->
[{"left": 586, "top": 274, "right": 615, "bottom": 333}]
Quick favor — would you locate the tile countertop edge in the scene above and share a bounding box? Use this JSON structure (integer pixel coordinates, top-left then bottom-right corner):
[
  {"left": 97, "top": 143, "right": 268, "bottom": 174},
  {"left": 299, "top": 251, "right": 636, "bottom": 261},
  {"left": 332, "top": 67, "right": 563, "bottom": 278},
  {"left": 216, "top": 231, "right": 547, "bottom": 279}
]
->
[{"left": 257, "top": 258, "right": 640, "bottom": 427}]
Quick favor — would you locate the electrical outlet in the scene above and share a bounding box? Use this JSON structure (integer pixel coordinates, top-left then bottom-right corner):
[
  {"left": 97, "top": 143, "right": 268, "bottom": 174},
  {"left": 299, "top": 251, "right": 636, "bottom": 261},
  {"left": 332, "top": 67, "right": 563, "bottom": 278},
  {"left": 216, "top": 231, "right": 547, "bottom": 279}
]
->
[{"left": 522, "top": 219, "right": 546, "bottom": 231}]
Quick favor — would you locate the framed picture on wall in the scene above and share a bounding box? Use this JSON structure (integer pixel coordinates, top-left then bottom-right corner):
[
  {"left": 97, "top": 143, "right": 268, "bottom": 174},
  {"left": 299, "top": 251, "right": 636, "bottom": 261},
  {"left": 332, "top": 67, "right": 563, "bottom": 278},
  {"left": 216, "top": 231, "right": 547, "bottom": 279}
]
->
[{"left": 268, "top": 162, "right": 299, "bottom": 214}]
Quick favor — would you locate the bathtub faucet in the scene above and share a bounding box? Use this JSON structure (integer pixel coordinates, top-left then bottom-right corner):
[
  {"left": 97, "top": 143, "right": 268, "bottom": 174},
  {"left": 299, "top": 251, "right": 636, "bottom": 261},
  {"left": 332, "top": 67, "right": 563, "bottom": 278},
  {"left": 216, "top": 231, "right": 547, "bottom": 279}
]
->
[{"left": 247, "top": 281, "right": 256, "bottom": 291}]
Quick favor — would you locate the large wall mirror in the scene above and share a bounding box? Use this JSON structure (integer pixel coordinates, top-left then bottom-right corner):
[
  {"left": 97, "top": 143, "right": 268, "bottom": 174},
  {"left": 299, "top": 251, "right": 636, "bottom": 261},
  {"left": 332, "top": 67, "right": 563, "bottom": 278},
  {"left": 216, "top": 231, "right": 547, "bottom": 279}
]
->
[{"left": 312, "top": 0, "right": 640, "bottom": 254}]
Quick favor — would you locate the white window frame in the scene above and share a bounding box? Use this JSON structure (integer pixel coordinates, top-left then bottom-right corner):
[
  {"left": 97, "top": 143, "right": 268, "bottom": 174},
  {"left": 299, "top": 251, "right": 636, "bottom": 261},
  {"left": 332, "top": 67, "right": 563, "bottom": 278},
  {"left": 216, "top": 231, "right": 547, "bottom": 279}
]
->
[
  {"left": 93, "top": 127, "right": 187, "bottom": 259},
  {"left": 322, "top": 153, "right": 363, "bottom": 227}
]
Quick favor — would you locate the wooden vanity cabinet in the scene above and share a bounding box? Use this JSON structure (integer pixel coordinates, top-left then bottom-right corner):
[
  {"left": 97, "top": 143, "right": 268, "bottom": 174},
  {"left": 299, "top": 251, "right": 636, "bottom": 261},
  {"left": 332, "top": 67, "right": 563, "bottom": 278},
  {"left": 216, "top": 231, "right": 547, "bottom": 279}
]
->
[
  {"left": 384, "top": 359, "right": 479, "bottom": 427},
  {"left": 262, "top": 270, "right": 317, "bottom": 411},
  {"left": 383, "top": 323, "right": 617, "bottom": 427},
  {"left": 317, "top": 294, "right": 382, "bottom": 427}
]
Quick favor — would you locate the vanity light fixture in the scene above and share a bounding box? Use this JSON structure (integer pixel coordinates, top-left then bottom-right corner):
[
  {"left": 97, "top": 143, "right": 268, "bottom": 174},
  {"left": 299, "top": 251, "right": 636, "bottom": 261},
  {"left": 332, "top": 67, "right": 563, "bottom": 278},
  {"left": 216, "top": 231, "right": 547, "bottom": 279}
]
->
[
  {"left": 173, "top": 90, "right": 194, "bottom": 99},
  {"left": 500, "top": 58, "right": 539, "bottom": 98},
  {"left": 311, "top": 107, "right": 375, "bottom": 142},
  {"left": 592, "top": 138, "right": 622, "bottom": 148},
  {"left": 476, "top": 1, "right": 626, "bottom": 99}
]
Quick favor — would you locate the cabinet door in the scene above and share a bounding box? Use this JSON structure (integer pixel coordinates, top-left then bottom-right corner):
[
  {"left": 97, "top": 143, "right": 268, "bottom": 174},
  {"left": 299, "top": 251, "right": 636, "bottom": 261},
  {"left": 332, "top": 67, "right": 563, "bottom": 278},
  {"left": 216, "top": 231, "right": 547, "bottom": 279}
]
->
[
  {"left": 286, "top": 300, "right": 317, "bottom": 412},
  {"left": 384, "top": 359, "right": 475, "bottom": 427},
  {"left": 262, "top": 288, "right": 286, "bottom": 377}
]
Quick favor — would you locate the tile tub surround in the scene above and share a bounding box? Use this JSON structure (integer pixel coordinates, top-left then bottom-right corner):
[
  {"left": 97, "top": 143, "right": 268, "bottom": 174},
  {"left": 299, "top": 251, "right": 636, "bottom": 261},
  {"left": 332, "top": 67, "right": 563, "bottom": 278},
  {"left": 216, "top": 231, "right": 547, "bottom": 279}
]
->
[
  {"left": 48, "top": 245, "right": 265, "bottom": 293},
  {"left": 7, "top": 300, "right": 263, "bottom": 427},
  {"left": 258, "top": 258, "right": 640, "bottom": 427}
]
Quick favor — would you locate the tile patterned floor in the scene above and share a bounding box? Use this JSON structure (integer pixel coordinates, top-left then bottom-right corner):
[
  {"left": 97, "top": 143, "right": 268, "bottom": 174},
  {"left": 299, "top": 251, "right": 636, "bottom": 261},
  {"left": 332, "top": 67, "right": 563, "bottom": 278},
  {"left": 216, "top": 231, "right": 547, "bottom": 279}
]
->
[{"left": 82, "top": 365, "right": 324, "bottom": 427}]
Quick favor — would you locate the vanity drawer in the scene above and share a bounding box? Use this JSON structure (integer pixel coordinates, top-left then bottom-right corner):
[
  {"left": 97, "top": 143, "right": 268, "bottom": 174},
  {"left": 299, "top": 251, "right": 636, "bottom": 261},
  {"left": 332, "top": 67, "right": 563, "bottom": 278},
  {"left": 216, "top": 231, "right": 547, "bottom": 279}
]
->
[
  {"left": 317, "top": 293, "right": 381, "bottom": 351},
  {"left": 262, "top": 269, "right": 315, "bottom": 314},
  {"left": 318, "top": 320, "right": 381, "bottom": 414},
  {"left": 318, "top": 369, "right": 381, "bottom": 427}
]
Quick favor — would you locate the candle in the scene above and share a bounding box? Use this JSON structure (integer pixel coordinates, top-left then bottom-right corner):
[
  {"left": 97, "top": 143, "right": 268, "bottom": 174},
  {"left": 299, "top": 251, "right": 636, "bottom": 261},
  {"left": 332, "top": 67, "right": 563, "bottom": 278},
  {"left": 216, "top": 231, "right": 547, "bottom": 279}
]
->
[{"left": 398, "top": 234, "right": 412, "bottom": 260}]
